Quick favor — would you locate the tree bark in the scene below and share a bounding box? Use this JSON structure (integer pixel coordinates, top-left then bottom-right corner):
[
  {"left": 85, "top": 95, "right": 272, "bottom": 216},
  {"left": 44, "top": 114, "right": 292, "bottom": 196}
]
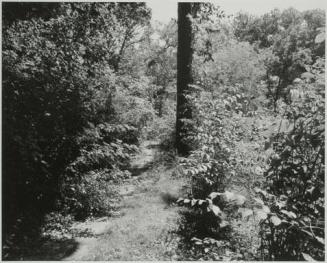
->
[{"left": 175, "top": 2, "right": 193, "bottom": 156}]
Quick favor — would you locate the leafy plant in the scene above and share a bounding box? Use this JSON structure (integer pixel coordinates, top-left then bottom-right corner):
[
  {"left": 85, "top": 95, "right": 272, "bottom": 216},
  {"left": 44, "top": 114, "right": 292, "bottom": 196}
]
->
[
  {"left": 2, "top": 1, "right": 151, "bottom": 237},
  {"left": 62, "top": 123, "right": 138, "bottom": 219},
  {"left": 259, "top": 58, "right": 325, "bottom": 261},
  {"left": 41, "top": 212, "right": 74, "bottom": 240},
  {"left": 234, "top": 8, "right": 325, "bottom": 109}
]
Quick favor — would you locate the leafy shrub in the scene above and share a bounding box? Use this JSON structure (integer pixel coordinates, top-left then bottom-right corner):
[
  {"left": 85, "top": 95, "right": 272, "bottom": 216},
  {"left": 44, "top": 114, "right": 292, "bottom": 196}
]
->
[
  {"left": 176, "top": 190, "right": 248, "bottom": 237},
  {"left": 41, "top": 212, "right": 74, "bottom": 240},
  {"left": 113, "top": 95, "right": 156, "bottom": 137},
  {"left": 259, "top": 58, "right": 325, "bottom": 260},
  {"left": 175, "top": 87, "right": 258, "bottom": 240},
  {"left": 195, "top": 41, "right": 266, "bottom": 97},
  {"left": 62, "top": 170, "right": 122, "bottom": 220},
  {"left": 233, "top": 8, "right": 325, "bottom": 109},
  {"left": 146, "top": 99, "right": 176, "bottom": 146},
  {"left": 61, "top": 123, "right": 138, "bottom": 219},
  {"left": 2, "top": 2, "right": 150, "bottom": 230},
  {"left": 179, "top": 91, "right": 232, "bottom": 198},
  {"left": 179, "top": 88, "right": 259, "bottom": 197},
  {"left": 112, "top": 77, "right": 158, "bottom": 136}
]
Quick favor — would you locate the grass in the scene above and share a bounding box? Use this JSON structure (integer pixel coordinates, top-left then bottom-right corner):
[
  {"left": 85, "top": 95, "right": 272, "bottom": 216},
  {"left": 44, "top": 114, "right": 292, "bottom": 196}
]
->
[
  {"left": 5, "top": 111, "right": 283, "bottom": 261},
  {"left": 63, "top": 141, "right": 189, "bottom": 261},
  {"left": 65, "top": 165, "right": 187, "bottom": 260},
  {"left": 4, "top": 140, "right": 187, "bottom": 261}
]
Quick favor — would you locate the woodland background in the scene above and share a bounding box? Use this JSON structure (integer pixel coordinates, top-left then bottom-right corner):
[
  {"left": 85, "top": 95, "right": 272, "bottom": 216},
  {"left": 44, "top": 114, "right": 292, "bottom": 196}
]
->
[{"left": 2, "top": 2, "right": 325, "bottom": 261}]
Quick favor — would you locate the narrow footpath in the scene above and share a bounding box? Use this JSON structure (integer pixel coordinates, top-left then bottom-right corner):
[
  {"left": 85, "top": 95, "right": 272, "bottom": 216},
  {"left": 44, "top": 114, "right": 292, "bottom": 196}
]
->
[{"left": 64, "top": 141, "right": 187, "bottom": 260}]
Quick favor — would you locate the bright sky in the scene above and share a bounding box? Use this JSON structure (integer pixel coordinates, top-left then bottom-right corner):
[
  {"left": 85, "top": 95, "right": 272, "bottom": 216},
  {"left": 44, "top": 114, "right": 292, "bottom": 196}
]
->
[{"left": 146, "top": 0, "right": 326, "bottom": 23}]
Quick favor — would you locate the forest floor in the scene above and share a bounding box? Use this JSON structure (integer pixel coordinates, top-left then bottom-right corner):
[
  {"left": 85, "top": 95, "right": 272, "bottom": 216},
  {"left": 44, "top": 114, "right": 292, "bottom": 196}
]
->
[
  {"left": 8, "top": 140, "right": 189, "bottom": 260},
  {"left": 61, "top": 137, "right": 266, "bottom": 261},
  {"left": 62, "top": 140, "right": 189, "bottom": 260},
  {"left": 11, "top": 134, "right": 270, "bottom": 260}
]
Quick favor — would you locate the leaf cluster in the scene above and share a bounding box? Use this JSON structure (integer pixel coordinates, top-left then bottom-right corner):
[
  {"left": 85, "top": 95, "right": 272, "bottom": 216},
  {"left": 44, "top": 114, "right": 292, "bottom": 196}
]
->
[{"left": 259, "top": 59, "right": 325, "bottom": 261}]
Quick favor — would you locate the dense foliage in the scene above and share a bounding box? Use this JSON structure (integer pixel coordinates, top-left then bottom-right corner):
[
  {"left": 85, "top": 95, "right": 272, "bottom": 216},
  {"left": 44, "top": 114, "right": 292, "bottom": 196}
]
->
[
  {"left": 62, "top": 123, "right": 138, "bottom": 219},
  {"left": 2, "top": 2, "right": 325, "bottom": 261},
  {"left": 234, "top": 8, "right": 325, "bottom": 109},
  {"left": 2, "top": 3, "right": 164, "bottom": 253},
  {"left": 258, "top": 58, "right": 325, "bottom": 261},
  {"left": 174, "top": 4, "right": 325, "bottom": 261}
]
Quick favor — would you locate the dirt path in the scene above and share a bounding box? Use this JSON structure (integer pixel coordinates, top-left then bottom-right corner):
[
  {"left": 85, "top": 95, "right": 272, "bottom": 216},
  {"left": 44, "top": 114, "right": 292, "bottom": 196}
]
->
[{"left": 64, "top": 141, "right": 186, "bottom": 260}]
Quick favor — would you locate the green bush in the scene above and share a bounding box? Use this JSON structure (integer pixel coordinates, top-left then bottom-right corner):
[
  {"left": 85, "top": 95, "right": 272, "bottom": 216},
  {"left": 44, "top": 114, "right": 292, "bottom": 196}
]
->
[
  {"left": 61, "top": 123, "right": 138, "bottom": 219},
  {"left": 259, "top": 58, "right": 325, "bottom": 261},
  {"left": 146, "top": 99, "right": 176, "bottom": 145},
  {"left": 175, "top": 87, "right": 255, "bottom": 238},
  {"left": 179, "top": 87, "right": 259, "bottom": 197},
  {"left": 2, "top": 2, "right": 151, "bottom": 231},
  {"left": 62, "top": 170, "right": 121, "bottom": 220},
  {"left": 41, "top": 212, "right": 74, "bottom": 239}
]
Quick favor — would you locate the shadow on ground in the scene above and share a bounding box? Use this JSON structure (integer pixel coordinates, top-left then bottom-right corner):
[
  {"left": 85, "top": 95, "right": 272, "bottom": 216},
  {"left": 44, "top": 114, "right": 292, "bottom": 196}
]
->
[
  {"left": 24, "top": 238, "right": 78, "bottom": 261},
  {"left": 3, "top": 234, "right": 79, "bottom": 261},
  {"left": 129, "top": 162, "right": 154, "bottom": 177},
  {"left": 172, "top": 204, "right": 261, "bottom": 260},
  {"left": 4, "top": 140, "right": 181, "bottom": 261}
]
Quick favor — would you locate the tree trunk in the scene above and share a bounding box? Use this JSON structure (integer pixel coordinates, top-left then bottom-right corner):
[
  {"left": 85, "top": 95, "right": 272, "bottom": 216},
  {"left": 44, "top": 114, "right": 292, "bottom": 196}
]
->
[
  {"left": 113, "top": 29, "right": 129, "bottom": 72},
  {"left": 175, "top": 2, "right": 193, "bottom": 156}
]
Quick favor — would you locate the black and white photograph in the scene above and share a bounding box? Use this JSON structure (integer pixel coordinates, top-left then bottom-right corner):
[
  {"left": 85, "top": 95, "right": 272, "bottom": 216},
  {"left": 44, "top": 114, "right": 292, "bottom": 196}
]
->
[{"left": 1, "top": 0, "right": 325, "bottom": 260}]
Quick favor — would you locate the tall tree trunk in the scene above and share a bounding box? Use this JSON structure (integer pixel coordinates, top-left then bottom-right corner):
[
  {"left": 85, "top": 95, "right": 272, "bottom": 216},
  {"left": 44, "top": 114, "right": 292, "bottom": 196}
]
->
[{"left": 175, "top": 2, "right": 193, "bottom": 156}]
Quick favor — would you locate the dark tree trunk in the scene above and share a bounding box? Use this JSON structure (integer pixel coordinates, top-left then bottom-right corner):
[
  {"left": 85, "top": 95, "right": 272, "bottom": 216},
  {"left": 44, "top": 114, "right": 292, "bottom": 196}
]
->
[{"left": 175, "top": 2, "right": 193, "bottom": 156}]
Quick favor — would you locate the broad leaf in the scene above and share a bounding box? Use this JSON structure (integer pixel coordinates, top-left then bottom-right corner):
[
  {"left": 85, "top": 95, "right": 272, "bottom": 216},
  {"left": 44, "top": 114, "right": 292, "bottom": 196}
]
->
[
  {"left": 219, "top": 220, "right": 229, "bottom": 228},
  {"left": 211, "top": 205, "right": 222, "bottom": 216},
  {"left": 184, "top": 198, "right": 191, "bottom": 204},
  {"left": 270, "top": 215, "right": 282, "bottom": 226},
  {"left": 191, "top": 199, "right": 198, "bottom": 207},
  {"left": 198, "top": 200, "right": 205, "bottom": 205},
  {"left": 315, "top": 236, "right": 324, "bottom": 245},
  {"left": 262, "top": 205, "right": 270, "bottom": 213},
  {"left": 315, "top": 32, "right": 325, "bottom": 44},
  {"left": 280, "top": 210, "right": 297, "bottom": 219},
  {"left": 302, "top": 253, "right": 316, "bottom": 261},
  {"left": 222, "top": 191, "right": 246, "bottom": 205},
  {"left": 253, "top": 197, "right": 264, "bottom": 206},
  {"left": 209, "top": 192, "right": 222, "bottom": 200}
]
